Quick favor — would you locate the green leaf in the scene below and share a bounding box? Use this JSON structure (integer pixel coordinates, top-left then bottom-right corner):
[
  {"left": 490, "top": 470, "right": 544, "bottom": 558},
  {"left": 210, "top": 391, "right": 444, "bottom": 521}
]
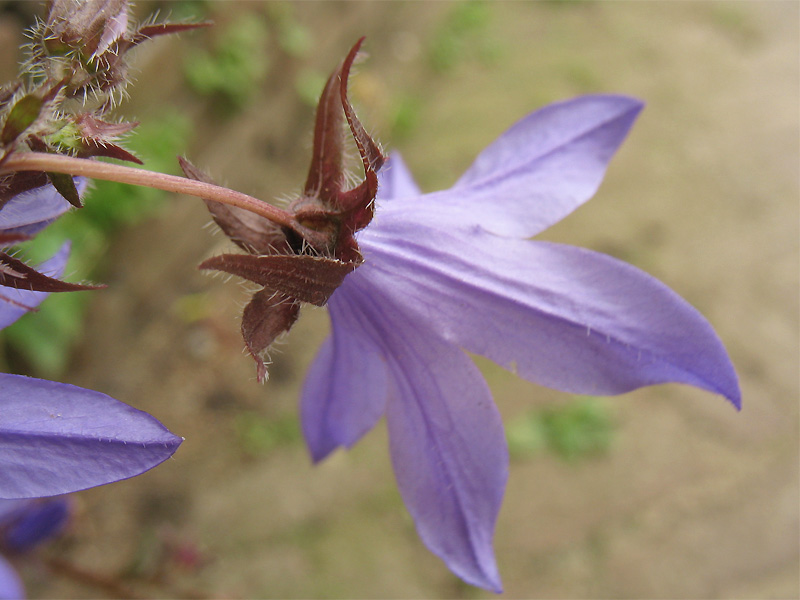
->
[
  {"left": 47, "top": 171, "right": 82, "bottom": 207},
  {"left": 1, "top": 95, "right": 42, "bottom": 145}
]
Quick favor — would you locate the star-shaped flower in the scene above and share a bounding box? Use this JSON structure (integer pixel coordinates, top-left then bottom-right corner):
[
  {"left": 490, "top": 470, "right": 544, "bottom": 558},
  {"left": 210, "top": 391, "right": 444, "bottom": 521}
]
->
[
  {"left": 299, "top": 96, "right": 740, "bottom": 591},
  {"left": 189, "top": 41, "right": 739, "bottom": 592}
]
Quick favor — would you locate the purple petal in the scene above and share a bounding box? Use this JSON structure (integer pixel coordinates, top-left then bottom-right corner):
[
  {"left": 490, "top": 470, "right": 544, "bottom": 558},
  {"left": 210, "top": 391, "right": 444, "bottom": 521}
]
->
[
  {"left": 1, "top": 497, "right": 71, "bottom": 553},
  {"left": 382, "top": 95, "right": 642, "bottom": 238},
  {"left": 376, "top": 153, "right": 421, "bottom": 202},
  {"left": 0, "top": 178, "right": 87, "bottom": 236},
  {"left": 301, "top": 285, "right": 389, "bottom": 462},
  {"left": 340, "top": 273, "right": 507, "bottom": 592},
  {"left": 0, "top": 242, "right": 71, "bottom": 330},
  {"left": 0, "top": 374, "right": 182, "bottom": 499},
  {"left": 0, "top": 556, "right": 23, "bottom": 600},
  {"left": 360, "top": 220, "right": 741, "bottom": 408}
]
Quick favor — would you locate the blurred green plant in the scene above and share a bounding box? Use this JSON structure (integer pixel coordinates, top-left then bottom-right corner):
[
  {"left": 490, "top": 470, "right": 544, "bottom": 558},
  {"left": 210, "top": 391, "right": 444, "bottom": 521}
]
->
[
  {"left": 234, "top": 411, "right": 302, "bottom": 457},
  {"left": 262, "top": 1, "right": 312, "bottom": 58},
  {"left": 708, "top": 4, "right": 761, "bottom": 44},
  {"left": 2, "top": 111, "right": 192, "bottom": 376},
  {"left": 387, "top": 94, "right": 423, "bottom": 142},
  {"left": 294, "top": 68, "right": 327, "bottom": 108},
  {"left": 427, "top": 0, "right": 499, "bottom": 74},
  {"left": 183, "top": 14, "right": 269, "bottom": 112},
  {"left": 264, "top": 4, "right": 320, "bottom": 107},
  {"left": 160, "top": 0, "right": 211, "bottom": 22},
  {"left": 506, "top": 397, "right": 616, "bottom": 461},
  {"left": 542, "top": 0, "right": 596, "bottom": 7}
]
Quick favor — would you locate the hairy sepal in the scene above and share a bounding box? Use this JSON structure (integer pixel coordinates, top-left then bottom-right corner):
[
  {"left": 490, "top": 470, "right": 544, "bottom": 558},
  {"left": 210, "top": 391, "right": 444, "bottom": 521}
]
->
[
  {"left": 0, "top": 252, "right": 103, "bottom": 293},
  {"left": 199, "top": 253, "right": 356, "bottom": 307},
  {"left": 192, "top": 39, "right": 385, "bottom": 381},
  {"left": 241, "top": 290, "right": 300, "bottom": 383},
  {"left": 179, "top": 156, "right": 289, "bottom": 254}
]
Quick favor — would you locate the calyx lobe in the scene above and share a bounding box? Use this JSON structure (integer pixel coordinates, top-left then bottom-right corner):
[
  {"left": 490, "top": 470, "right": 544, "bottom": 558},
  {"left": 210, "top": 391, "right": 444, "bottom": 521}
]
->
[{"left": 185, "top": 38, "right": 385, "bottom": 381}]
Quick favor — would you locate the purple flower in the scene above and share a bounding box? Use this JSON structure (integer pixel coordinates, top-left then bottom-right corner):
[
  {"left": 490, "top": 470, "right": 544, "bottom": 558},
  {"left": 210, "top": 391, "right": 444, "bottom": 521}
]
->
[
  {"left": 0, "top": 242, "right": 72, "bottom": 330},
  {"left": 0, "top": 496, "right": 71, "bottom": 598},
  {"left": 0, "top": 373, "right": 183, "bottom": 499},
  {"left": 0, "top": 180, "right": 85, "bottom": 327},
  {"left": 0, "top": 177, "right": 85, "bottom": 238},
  {"left": 0, "top": 497, "right": 71, "bottom": 554},
  {"left": 300, "top": 95, "right": 740, "bottom": 592},
  {"left": 1, "top": 178, "right": 98, "bottom": 315},
  {"left": 1, "top": 182, "right": 183, "bottom": 500},
  {"left": 0, "top": 555, "right": 23, "bottom": 600}
]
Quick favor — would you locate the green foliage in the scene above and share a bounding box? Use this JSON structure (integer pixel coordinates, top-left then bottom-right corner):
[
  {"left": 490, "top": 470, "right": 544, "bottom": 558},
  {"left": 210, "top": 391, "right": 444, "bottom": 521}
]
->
[
  {"left": 234, "top": 411, "right": 302, "bottom": 456},
  {"left": 427, "top": 1, "right": 497, "bottom": 74},
  {"left": 164, "top": 0, "right": 211, "bottom": 22},
  {"left": 276, "top": 20, "right": 312, "bottom": 58},
  {"left": 263, "top": 2, "right": 312, "bottom": 58},
  {"left": 2, "top": 111, "right": 192, "bottom": 376},
  {"left": 506, "top": 409, "right": 548, "bottom": 458},
  {"left": 183, "top": 15, "right": 270, "bottom": 112},
  {"left": 387, "top": 94, "right": 422, "bottom": 142},
  {"left": 1, "top": 94, "right": 42, "bottom": 144},
  {"left": 708, "top": 4, "right": 761, "bottom": 44},
  {"left": 507, "top": 397, "right": 616, "bottom": 462},
  {"left": 294, "top": 68, "right": 327, "bottom": 108},
  {"left": 542, "top": 0, "right": 595, "bottom": 7}
]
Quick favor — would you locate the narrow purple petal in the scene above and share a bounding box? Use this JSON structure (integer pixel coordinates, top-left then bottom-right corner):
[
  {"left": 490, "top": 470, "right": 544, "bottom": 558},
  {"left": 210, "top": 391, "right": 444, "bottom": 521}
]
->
[
  {"left": 0, "top": 178, "right": 87, "bottom": 236},
  {"left": 0, "top": 556, "right": 23, "bottom": 600},
  {"left": 0, "top": 242, "right": 71, "bottom": 330},
  {"left": 376, "top": 153, "right": 421, "bottom": 202},
  {"left": 361, "top": 220, "right": 741, "bottom": 408},
  {"left": 0, "top": 374, "right": 182, "bottom": 499},
  {"left": 380, "top": 95, "right": 643, "bottom": 238},
  {"left": 343, "top": 273, "right": 507, "bottom": 592},
  {"left": 301, "top": 285, "right": 389, "bottom": 462}
]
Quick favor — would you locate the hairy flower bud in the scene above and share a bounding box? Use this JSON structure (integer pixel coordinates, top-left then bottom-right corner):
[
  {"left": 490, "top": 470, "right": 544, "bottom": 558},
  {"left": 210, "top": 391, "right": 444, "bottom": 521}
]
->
[
  {"left": 0, "top": 1, "right": 208, "bottom": 207},
  {"left": 25, "top": 0, "right": 209, "bottom": 111},
  {"left": 44, "top": 0, "right": 129, "bottom": 59}
]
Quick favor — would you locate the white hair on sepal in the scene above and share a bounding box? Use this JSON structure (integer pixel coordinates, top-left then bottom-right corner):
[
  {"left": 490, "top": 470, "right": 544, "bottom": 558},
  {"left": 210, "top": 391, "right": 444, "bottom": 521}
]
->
[
  {"left": 239, "top": 280, "right": 260, "bottom": 297},
  {"left": 274, "top": 192, "right": 295, "bottom": 209},
  {"left": 263, "top": 240, "right": 282, "bottom": 255},
  {"left": 201, "top": 219, "right": 219, "bottom": 234}
]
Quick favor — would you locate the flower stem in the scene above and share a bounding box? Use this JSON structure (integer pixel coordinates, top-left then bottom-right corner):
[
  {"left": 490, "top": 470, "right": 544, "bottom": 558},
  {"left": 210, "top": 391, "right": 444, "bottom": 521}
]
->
[
  {"left": 42, "top": 555, "right": 141, "bottom": 599},
  {"left": 41, "top": 554, "right": 211, "bottom": 599},
  {"left": 0, "top": 152, "right": 295, "bottom": 229}
]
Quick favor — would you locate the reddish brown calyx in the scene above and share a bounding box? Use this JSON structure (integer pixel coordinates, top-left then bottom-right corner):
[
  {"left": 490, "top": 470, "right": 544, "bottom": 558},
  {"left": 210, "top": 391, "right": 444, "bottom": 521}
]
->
[
  {"left": 297, "top": 37, "right": 386, "bottom": 261},
  {"left": 184, "top": 38, "right": 385, "bottom": 382}
]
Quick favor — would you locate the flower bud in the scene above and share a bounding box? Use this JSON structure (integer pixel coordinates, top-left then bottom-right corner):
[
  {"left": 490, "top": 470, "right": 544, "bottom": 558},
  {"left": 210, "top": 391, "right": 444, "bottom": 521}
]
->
[{"left": 44, "top": 0, "right": 128, "bottom": 58}]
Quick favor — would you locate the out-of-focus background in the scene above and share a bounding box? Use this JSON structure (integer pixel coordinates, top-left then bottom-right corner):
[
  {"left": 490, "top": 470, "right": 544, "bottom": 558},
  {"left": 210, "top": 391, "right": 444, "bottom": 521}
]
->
[{"left": 1, "top": 1, "right": 797, "bottom": 598}]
